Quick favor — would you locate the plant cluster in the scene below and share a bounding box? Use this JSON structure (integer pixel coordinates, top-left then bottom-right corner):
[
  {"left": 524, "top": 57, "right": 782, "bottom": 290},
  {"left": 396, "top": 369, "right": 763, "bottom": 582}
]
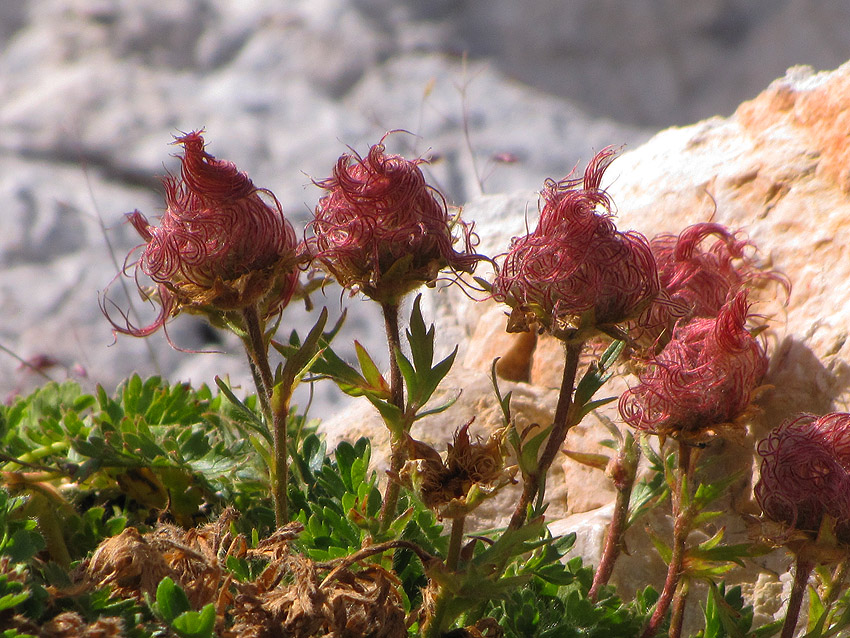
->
[{"left": 0, "top": 131, "right": 845, "bottom": 638}]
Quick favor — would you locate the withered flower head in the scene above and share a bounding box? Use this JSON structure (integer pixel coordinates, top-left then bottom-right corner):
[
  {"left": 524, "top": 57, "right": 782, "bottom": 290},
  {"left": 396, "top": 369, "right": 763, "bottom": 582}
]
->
[
  {"left": 492, "top": 147, "right": 659, "bottom": 338},
  {"left": 634, "top": 222, "right": 789, "bottom": 348},
  {"left": 309, "top": 137, "right": 479, "bottom": 304},
  {"left": 755, "top": 413, "right": 850, "bottom": 551},
  {"left": 401, "top": 421, "right": 514, "bottom": 518},
  {"left": 618, "top": 291, "right": 767, "bottom": 441},
  {"left": 106, "top": 131, "right": 299, "bottom": 337}
]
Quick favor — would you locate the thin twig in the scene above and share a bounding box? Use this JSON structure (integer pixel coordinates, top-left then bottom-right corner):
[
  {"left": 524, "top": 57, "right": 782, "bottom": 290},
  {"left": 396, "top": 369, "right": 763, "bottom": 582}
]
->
[{"left": 319, "top": 540, "right": 437, "bottom": 588}]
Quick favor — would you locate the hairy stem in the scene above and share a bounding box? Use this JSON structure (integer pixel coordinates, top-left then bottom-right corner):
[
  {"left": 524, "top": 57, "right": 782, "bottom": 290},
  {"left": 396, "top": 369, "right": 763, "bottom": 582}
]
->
[
  {"left": 423, "top": 590, "right": 451, "bottom": 638},
  {"left": 642, "top": 442, "right": 693, "bottom": 638},
  {"left": 242, "top": 304, "right": 288, "bottom": 526},
  {"left": 589, "top": 436, "right": 640, "bottom": 600},
  {"left": 781, "top": 556, "right": 814, "bottom": 638},
  {"left": 669, "top": 579, "right": 690, "bottom": 638},
  {"left": 245, "top": 350, "right": 272, "bottom": 421},
  {"left": 508, "top": 340, "right": 583, "bottom": 530},
  {"left": 447, "top": 516, "right": 466, "bottom": 571},
  {"left": 379, "top": 300, "right": 406, "bottom": 531}
]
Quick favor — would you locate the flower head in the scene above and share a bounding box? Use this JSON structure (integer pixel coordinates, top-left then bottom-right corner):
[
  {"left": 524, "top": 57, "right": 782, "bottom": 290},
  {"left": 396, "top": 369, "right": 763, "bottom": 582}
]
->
[
  {"left": 619, "top": 291, "right": 767, "bottom": 441},
  {"left": 309, "top": 138, "right": 479, "bottom": 304},
  {"left": 755, "top": 413, "right": 850, "bottom": 547},
  {"left": 633, "top": 223, "right": 788, "bottom": 348},
  {"left": 492, "top": 148, "right": 659, "bottom": 338},
  {"left": 106, "top": 131, "right": 299, "bottom": 337}
]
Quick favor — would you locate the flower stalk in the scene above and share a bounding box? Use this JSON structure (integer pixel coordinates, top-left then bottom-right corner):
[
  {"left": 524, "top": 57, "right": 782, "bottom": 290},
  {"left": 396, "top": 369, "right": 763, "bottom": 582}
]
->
[
  {"left": 781, "top": 557, "right": 814, "bottom": 638},
  {"left": 642, "top": 442, "right": 694, "bottom": 638},
  {"left": 241, "top": 304, "right": 290, "bottom": 525},
  {"left": 589, "top": 432, "right": 640, "bottom": 599},
  {"left": 379, "top": 300, "right": 406, "bottom": 531},
  {"left": 446, "top": 515, "right": 466, "bottom": 571},
  {"left": 509, "top": 340, "right": 582, "bottom": 530}
]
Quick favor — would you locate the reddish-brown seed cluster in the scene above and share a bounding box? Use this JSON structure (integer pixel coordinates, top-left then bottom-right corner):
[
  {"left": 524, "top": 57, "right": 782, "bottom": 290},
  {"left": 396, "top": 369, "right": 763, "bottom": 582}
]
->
[
  {"left": 493, "top": 148, "right": 659, "bottom": 336},
  {"left": 110, "top": 131, "right": 299, "bottom": 336},
  {"left": 755, "top": 413, "right": 850, "bottom": 544},
  {"left": 309, "top": 140, "right": 479, "bottom": 304},
  {"left": 618, "top": 292, "right": 767, "bottom": 440}
]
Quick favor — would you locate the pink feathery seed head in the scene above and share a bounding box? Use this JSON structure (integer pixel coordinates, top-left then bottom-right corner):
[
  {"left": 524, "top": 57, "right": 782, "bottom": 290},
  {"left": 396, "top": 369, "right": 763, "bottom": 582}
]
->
[
  {"left": 634, "top": 223, "right": 790, "bottom": 349},
  {"left": 309, "top": 136, "right": 479, "bottom": 304},
  {"left": 618, "top": 291, "right": 767, "bottom": 440},
  {"left": 493, "top": 147, "right": 659, "bottom": 336},
  {"left": 755, "top": 413, "right": 850, "bottom": 545},
  {"left": 104, "top": 131, "right": 300, "bottom": 338}
]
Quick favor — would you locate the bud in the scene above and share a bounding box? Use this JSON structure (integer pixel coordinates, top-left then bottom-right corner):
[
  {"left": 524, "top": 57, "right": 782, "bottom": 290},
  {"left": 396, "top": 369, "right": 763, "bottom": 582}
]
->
[
  {"left": 493, "top": 148, "right": 659, "bottom": 338},
  {"left": 105, "top": 131, "right": 299, "bottom": 337},
  {"left": 309, "top": 138, "right": 479, "bottom": 304},
  {"left": 755, "top": 413, "right": 850, "bottom": 548},
  {"left": 619, "top": 291, "right": 767, "bottom": 441}
]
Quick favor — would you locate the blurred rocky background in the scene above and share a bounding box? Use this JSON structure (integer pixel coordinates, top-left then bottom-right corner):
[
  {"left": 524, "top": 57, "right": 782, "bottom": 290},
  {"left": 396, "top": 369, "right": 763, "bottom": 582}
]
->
[{"left": 2, "top": 0, "right": 850, "bottom": 414}]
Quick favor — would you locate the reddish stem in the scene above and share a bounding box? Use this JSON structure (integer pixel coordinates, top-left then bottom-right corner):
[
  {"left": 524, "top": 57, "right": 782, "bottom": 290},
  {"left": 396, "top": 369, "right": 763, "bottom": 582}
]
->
[
  {"left": 642, "top": 442, "right": 692, "bottom": 638},
  {"left": 781, "top": 556, "right": 814, "bottom": 638},
  {"left": 669, "top": 579, "right": 690, "bottom": 638},
  {"left": 589, "top": 439, "right": 639, "bottom": 600},
  {"left": 508, "top": 341, "right": 582, "bottom": 530}
]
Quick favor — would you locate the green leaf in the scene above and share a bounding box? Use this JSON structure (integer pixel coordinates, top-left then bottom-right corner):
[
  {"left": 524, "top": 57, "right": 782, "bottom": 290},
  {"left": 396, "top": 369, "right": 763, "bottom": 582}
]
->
[
  {"left": 575, "top": 395, "right": 617, "bottom": 421},
  {"left": 406, "top": 294, "right": 434, "bottom": 374},
  {"left": 807, "top": 584, "right": 827, "bottom": 636},
  {"left": 214, "top": 376, "right": 270, "bottom": 444},
  {"left": 0, "top": 589, "right": 28, "bottom": 612},
  {"left": 172, "top": 603, "right": 216, "bottom": 638},
  {"left": 571, "top": 340, "right": 624, "bottom": 418},
  {"left": 490, "top": 358, "right": 513, "bottom": 427},
  {"left": 520, "top": 426, "right": 552, "bottom": 476},
  {"left": 354, "top": 341, "right": 389, "bottom": 394},
  {"left": 365, "top": 395, "right": 405, "bottom": 434},
  {"left": 156, "top": 576, "right": 191, "bottom": 623}
]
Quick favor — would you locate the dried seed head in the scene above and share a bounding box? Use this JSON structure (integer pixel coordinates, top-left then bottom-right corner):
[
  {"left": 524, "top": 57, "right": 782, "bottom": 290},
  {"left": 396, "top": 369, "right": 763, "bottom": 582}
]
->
[
  {"left": 106, "top": 131, "right": 300, "bottom": 337},
  {"left": 40, "top": 612, "right": 124, "bottom": 638},
  {"left": 493, "top": 148, "right": 659, "bottom": 338},
  {"left": 755, "top": 413, "right": 850, "bottom": 549},
  {"left": 619, "top": 291, "right": 767, "bottom": 441},
  {"left": 84, "top": 527, "right": 174, "bottom": 600},
  {"left": 401, "top": 422, "right": 514, "bottom": 517},
  {"left": 309, "top": 137, "right": 479, "bottom": 303}
]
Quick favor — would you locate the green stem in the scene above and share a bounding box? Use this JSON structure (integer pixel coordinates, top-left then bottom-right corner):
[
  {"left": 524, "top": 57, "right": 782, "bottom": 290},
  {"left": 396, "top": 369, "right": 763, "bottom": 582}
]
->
[
  {"left": 446, "top": 516, "right": 466, "bottom": 571},
  {"left": 642, "top": 441, "right": 693, "bottom": 638},
  {"left": 241, "top": 304, "right": 288, "bottom": 525},
  {"left": 379, "top": 300, "right": 406, "bottom": 532},
  {"left": 423, "top": 588, "right": 452, "bottom": 638},
  {"left": 508, "top": 340, "right": 583, "bottom": 530},
  {"left": 781, "top": 556, "right": 814, "bottom": 638},
  {"left": 244, "top": 349, "right": 272, "bottom": 422}
]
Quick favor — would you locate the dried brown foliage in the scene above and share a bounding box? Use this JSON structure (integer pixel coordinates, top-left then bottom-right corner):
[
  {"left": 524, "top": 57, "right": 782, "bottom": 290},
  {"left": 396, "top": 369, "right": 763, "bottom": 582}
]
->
[{"left": 75, "top": 508, "right": 407, "bottom": 637}]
